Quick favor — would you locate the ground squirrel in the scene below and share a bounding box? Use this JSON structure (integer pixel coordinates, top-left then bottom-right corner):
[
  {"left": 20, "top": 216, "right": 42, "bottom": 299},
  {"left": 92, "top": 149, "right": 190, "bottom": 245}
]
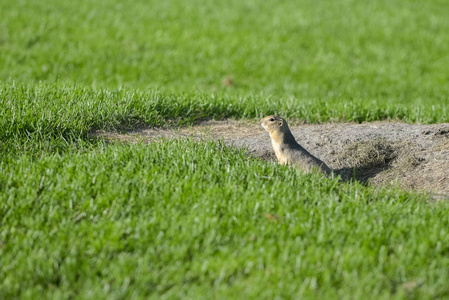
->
[{"left": 261, "top": 115, "right": 332, "bottom": 175}]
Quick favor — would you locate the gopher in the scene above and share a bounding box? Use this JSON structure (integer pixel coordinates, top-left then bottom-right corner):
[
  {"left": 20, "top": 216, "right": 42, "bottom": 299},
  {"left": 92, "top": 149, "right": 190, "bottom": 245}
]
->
[{"left": 261, "top": 115, "right": 332, "bottom": 175}]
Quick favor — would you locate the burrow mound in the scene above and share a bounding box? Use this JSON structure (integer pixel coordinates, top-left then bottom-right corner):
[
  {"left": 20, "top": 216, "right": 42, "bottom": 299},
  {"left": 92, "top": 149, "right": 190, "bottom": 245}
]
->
[{"left": 92, "top": 120, "right": 449, "bottom": 198}]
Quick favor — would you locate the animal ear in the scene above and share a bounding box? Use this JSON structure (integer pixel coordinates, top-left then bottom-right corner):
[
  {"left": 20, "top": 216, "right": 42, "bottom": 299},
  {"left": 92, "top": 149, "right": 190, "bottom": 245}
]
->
[{"left": 278, "top": 119, "right": 283, "bottom": 126}]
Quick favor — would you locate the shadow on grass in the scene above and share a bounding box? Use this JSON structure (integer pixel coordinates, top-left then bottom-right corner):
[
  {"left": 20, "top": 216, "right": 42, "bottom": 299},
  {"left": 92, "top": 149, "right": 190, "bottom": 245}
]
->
[{"left": 334, "top": 164, "right": 392, "bottom": 185}]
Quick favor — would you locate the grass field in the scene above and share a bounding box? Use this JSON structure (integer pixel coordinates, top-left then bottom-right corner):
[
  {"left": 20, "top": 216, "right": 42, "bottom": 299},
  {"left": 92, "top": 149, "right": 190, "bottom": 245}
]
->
[{"left": 1, "top": 0, "right": 449, "bottom": 298}]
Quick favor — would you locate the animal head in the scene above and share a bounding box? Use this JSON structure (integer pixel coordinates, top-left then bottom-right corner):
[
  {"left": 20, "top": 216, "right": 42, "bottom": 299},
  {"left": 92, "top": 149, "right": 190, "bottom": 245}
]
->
[{"left": 260, "top": 115, "right": 287, "bottom": 134}]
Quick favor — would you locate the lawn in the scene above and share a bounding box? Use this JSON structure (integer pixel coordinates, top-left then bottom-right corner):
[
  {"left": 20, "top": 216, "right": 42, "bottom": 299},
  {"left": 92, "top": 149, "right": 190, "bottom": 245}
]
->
[{"left": 1, "top": 0, "right": 449, "bottom": 298}]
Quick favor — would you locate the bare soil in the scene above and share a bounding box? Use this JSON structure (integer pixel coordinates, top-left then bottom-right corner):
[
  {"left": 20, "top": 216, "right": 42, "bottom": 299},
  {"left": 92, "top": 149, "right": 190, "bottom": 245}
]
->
[{"left": 91, "top": 120, "right": 449, "bottom": 199}]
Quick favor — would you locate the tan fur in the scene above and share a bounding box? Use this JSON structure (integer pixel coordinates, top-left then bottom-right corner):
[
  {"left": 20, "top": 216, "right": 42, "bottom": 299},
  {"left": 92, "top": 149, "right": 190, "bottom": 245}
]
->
[{"left": 261, "top": 115, "right": 332, "bottom": 175}]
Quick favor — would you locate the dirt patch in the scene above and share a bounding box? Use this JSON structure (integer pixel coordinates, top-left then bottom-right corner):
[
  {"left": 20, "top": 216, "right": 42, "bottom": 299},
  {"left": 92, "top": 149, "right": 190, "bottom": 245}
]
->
[{"left": 91, "top": 120, "right": 449, "bottom": 199}]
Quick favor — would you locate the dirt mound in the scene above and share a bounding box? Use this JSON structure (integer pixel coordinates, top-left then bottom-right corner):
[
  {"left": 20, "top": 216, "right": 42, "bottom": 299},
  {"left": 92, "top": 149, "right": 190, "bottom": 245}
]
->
[{"left": 91, "top": 120, "right": 449, "bottom": 199}]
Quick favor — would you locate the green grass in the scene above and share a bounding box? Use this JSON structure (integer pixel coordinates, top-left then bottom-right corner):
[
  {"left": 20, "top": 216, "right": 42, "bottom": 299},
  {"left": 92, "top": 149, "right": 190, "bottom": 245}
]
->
[
  {"left": 1, "top": 0, "right": 449, "bottom": 102},
  {"left": 2, "top": 141, "right": 449, "bottom": 299},
  {"left": 1, "top": 82, "right": 447, "bottom": 158},
  {"left": 2, "top": 0, "right": 449, "bottom": 298},
  {"left": 0, "top": 83, "right": 447, "bottom": 145}
]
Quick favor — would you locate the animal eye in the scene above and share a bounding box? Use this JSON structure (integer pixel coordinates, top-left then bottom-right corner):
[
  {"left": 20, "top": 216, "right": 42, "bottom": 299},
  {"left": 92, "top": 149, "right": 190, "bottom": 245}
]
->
[{"left": 269, "top": 118, "right": 275, "bottom": 122}]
